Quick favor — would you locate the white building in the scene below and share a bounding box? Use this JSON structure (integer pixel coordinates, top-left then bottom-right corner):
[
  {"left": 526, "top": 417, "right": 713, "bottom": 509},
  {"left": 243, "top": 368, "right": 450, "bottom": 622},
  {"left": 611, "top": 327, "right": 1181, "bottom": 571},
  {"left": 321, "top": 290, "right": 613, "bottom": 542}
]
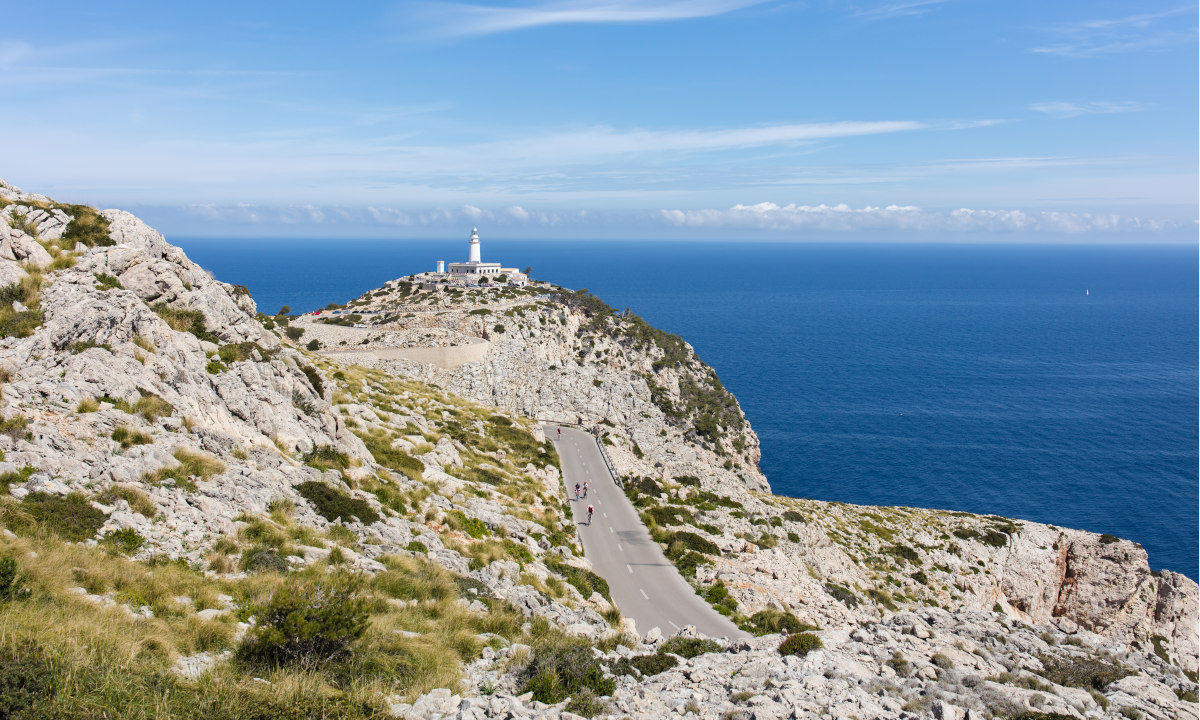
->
[{"left": 441, "top": 228, "right": 526, "bottom": 283}]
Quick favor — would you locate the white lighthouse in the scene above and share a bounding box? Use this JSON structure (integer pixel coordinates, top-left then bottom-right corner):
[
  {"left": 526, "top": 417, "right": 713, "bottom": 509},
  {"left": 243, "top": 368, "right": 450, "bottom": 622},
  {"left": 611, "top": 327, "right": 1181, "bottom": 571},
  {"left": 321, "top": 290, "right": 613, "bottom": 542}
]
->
[
  {"left": 467, "top": 227, "right": 482, "bottom": 263},
  {"left": 444, "top": 227, "right": 527, "bottom": 284}
]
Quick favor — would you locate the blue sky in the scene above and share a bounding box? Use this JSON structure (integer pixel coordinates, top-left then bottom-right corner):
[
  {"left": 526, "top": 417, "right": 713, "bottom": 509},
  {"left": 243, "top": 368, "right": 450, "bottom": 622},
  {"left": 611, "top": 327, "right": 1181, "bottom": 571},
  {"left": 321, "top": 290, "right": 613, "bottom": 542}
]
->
[{"left": 2, "top": 0, "right": 1196, "bottom": 239}]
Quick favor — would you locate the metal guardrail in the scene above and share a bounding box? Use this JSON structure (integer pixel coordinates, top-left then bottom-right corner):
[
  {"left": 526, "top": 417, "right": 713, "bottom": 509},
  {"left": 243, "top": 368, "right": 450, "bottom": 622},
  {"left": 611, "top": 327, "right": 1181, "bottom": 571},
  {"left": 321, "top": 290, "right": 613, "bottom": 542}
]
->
[{"left": 539, "top": 418, "right": 625, "bottom": 489}]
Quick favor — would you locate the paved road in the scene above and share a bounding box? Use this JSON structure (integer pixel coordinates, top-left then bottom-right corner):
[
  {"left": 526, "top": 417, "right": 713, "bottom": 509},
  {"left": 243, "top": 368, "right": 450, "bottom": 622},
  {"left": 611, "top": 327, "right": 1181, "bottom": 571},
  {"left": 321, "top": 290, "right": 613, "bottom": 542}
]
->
[{"left": 547, "top": 424, "right": 747, "bottom": 639}]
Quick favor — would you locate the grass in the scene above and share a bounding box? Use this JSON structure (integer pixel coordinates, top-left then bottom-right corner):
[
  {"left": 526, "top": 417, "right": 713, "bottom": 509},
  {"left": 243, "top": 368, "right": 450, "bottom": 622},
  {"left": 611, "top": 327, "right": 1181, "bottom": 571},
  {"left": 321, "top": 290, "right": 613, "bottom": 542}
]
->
[
  {"left": 143, "top": 449, "right": 225, "bottom": 491},
  {"left": 302, "top": 445, "right": 351, "bottom": 471},
  {"left": 0, "top": 530, "right": 541, "bottom": 719},
  {"left": 356, "top": 430, "right": 424, "bottom": 481},
  {"left": 153, "top": 304, "right": 218, "bottom": 343},
  {"left": 111, "top": 426, "right": 152, "bottom": 449},
  {"left": 95, "top": 485, "right": 157, "bottom": 517}
]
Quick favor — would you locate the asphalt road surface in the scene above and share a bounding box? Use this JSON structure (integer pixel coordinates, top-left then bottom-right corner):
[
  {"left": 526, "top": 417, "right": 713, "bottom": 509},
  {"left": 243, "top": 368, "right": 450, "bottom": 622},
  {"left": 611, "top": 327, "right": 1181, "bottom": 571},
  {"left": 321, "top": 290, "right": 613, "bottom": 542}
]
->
[{"left": 547, "top": 424, "right": 747, "bottom": 639}]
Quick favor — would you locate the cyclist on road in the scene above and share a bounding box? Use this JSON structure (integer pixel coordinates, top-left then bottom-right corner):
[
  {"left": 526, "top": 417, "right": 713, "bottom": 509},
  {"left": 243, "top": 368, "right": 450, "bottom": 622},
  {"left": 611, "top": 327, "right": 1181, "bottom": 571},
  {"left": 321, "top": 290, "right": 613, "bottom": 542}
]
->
[
  {"left": 586, "top": 505, "right": 594, "bottom": 525},
  {"left": 574, "top": 482, "right": 580, "bottom": 499},
  {"left": 582, "top": 481, "right": 589, "bottom": 498},
  {"left": 557, "top": 428, "right": 561, "bottom": 438}
]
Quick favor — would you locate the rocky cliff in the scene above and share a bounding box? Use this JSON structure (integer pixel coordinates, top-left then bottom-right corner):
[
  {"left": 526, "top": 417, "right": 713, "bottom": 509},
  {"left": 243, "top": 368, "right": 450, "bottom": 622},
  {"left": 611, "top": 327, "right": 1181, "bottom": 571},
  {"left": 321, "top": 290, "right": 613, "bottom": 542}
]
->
[{"left": 0, "top": 179, "right": 1196, "bottom": 720}]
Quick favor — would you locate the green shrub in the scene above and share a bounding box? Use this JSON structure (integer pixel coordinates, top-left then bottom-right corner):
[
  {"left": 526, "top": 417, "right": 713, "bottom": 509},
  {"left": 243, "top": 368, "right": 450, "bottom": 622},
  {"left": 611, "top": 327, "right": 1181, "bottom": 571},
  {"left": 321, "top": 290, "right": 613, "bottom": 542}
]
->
[
  {"left": 645, "top": 505, "right": 693, "bottom": 527},
  {"left": 217, "top": 342, "right": 274, "bottom": 364},
  {"left": 0, "top": 416, "right": 30, "bottom": 442},
  {"left": 658, "top": 636, "right": 721, "bottom": 658},
  {"left": 152, "top": 303, "right": 217, "bottom": 343},
  {"left": 1041, "top": 655, "right": 1130, "bottom": 691},
  {"left": 0, "top": 467, "right": 34, "bottom": 495},
  {"left": 242, "top": 548, "right": 290, "bottom": 573},
  {"left": 0, "top": 307, "right": 43, "bottom": 339},
  {"left": 19, "top": 492, "right": 106, "bottom": 542},
  {"left": 0, "top": 642, "right": 55, "bottom": 717},
  {"left": 777, "top": 632, "right": 822, "bottom": 657},
  {"left": 666, "top": 530, "right": 719, "bottom": 555},
  {"left": 611, "top": 652, "right": 677, "bottom": 677},
  {"left": 824, "top": 582, "right": 859, "bottom": 608},
  {"left": 302, "top": 445, "right": 350, "bottom": 471},
  {"left": 546, "top": 559, "right": 611, "bottom": 602},
  {"left": 285, "top": 326, "right": 304, "bottom": 341},
  {"left": 886, "top": 544, "right": 919, "bottom": 564},
  {"left": 517, "top": 634, "right": 615, "bottom": 705},
  {"left": 405, "top": 541, "right": 428, "bottom": 554},
  {"left": 100, "top": 528, "right": 146, "bottom": 554},
  {"left": 0, "top": 557, "right": 31, "bottom": 601},
  {"left": 296, "top": 482, "right": 380, "bottom": 525},
  {"left": 742, "top": 609, "right": 817, "bottom": 636},
  {"left": 59, "top": 203, "right": 113, "bottom": 248},
  {"left": 702, "top": 580, "right": 738, "bottom": 615},
  {"left": 306, "top": 339, "right": 321, "bottom": 351},
  {"left": 301, "top": 365, "right": 324, "bottom": 397},
  {"left": 1099, "top": 533, "right": 1119, "bottom": 545},
  {"left": 236, "top": 577, "right": 370, "bottom": 670},
  {"left": 93, "top": 272, "right": 123, "bottom": 290},
  {"left": 782, "top": 510, "right": 805, "bottom": 522}
]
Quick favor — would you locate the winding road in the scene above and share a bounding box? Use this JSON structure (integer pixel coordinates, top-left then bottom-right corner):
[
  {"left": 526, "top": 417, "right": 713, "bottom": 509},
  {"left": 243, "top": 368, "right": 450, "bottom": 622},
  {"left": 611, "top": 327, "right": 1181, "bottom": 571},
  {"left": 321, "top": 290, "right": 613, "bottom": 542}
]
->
[{"left": 546, "top": 424, "right": 747, "bottom": 639}]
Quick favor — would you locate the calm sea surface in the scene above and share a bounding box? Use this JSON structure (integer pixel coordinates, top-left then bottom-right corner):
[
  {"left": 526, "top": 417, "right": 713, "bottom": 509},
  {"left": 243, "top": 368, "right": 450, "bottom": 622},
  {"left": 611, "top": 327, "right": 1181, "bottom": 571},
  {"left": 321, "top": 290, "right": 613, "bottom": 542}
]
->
[{"left": 174, "top": 237, "right": 1199, "bottom": 578}]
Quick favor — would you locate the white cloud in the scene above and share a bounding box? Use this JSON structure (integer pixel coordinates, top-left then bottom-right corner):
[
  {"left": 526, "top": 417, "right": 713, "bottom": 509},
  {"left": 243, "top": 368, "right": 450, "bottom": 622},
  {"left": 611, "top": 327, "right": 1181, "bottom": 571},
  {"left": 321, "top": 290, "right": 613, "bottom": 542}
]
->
[
  {"left": 409, "top": 0, "right": 772, "bottom": 38},
  {"left": 1029, "top": 100, "right": 1149, "bottom": 119},
  {"left": 1030, "top": 6, "right": 1194, "bottom": 57},
  {"left": 852, "top": 0, "right": 951, "bottom": 21},
  {"left": 658, "top": 202, "right": 1174, "bottom": 233}
]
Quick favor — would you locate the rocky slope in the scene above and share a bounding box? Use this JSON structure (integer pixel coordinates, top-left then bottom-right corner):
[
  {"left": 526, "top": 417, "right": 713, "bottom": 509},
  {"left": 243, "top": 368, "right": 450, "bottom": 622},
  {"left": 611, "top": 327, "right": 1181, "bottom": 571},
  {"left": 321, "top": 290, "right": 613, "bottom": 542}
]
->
[{"left": 0, "top": 179, "right": 1195, "bottom": 719}]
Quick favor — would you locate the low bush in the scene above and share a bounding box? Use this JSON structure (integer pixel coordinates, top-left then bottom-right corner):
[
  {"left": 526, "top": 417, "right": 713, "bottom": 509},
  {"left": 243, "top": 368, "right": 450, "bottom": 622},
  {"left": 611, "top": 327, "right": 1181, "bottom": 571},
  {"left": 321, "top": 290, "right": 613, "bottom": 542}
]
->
[
  {"left": 742, "top": 609, "right": 817, "bottom": 637},
  {"left": 666, "top": 530, "right": 719, "bottom": 555},
  {"left": 658, "top": 636, "right": 721, "bottom": 658},
  {"left": 1040, "top": 655, "right": 1130, "bottom": 691},
  {"left": 241, "top": 548, "right": 290, "bottom": 573},
  {"left": 517, "top": 633, "right": 615, "bottom": 707},
  {"left": 152, "top": 303, "right": 217, "bottom": 343},
  {"left": 301, "top": 365, "right": 324, "bottom": 397},
  {"left": 702, "top": 580, "right": 738, "bottom": 616},
  {"left": 94, "top": 272, "right": 123, "bottom": 290},
  {"left": 236, "top": 577, "right": 370, "bottom": 670},
  {"left": 285, "top": 326, "right": 304, "bottom": 341},
  {"left": 546, "top": 558, "right": 611, "bottom": 602},
  {"left": 100, "top": 528, "right": 146, "bottom": 554},
  {"left": 18, "top": 492, "right": 106, "bottom": 542},
  {"left": 824, "top": 582, "right": 859, "bottom": 608},
  {"left": 296, "top": 481, "right": 380, "bottom": 525},
  {"left": 777, "top": 632, "right": 822, "bottom": 657},
  {"left": 0, "top": 642, "right": 55, "bottom": 717},
  {"left": 302, "top": 445, "right": 350, "bottom": 471},
  {"left": 59, "top": 203, "right": 114, "bottom": 248},
  {"left": 611, "top": 652, "right": 677, "bottom": 677}
]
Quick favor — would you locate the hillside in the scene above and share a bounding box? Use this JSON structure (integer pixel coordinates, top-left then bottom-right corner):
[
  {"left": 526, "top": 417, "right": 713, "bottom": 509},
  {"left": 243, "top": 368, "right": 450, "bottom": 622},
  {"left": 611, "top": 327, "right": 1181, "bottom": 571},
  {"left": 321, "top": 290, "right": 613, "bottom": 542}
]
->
[{"left": 0, "top": 179, "right": 1195, "bottom": 720}]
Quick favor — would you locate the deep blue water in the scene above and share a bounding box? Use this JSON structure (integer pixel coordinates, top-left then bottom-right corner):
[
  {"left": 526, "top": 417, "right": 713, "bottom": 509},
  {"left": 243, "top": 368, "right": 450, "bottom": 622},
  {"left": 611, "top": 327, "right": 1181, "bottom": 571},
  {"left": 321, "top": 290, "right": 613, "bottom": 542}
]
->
[{"left": 175, "top": 237, "right": 1199, "bottom": 578}]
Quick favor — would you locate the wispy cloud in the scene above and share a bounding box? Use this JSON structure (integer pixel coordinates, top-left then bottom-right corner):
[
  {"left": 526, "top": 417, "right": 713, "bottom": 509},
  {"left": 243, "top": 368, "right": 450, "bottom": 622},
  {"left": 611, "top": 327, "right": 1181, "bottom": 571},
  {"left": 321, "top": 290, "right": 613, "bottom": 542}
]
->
[
  {"left": 852, "top": 0, "right": 951, "bottom": 21},
  {"left": 659, "top": 202, "right": 1176, "bottom": 233},
  {"left": 1029, "top": 100, "right": 1150, "bottom": 119},
  {"left": 406, "top": 0, "right": 772, "bottom": 37},
  {"left": 1031, "top": 6, "right": 1195, "bottom": 57}
]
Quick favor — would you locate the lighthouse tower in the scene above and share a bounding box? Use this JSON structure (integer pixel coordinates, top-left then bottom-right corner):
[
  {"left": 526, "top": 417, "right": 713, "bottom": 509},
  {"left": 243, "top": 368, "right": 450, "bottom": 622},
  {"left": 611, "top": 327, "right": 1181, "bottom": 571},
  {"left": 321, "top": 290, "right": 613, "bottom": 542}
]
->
[{"left": 467, "top": 227, "right": 482, "bottom": 263}]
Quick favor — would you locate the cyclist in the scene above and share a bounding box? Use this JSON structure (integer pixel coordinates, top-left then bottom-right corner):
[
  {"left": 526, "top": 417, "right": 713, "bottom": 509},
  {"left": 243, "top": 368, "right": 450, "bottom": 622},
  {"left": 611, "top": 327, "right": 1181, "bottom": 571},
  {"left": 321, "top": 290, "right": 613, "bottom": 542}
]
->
[
  {"left": 574, "top": 482, "right": 580, "bottom": 499},
  {"left": 557, "top": 428, "right": 561, "bottom": 438},
  {"left": 586, "top": 505, "right": 594, "bottom": 525},
  {"left": 582, "top": 481, "right": 588, "bottom": 498}
]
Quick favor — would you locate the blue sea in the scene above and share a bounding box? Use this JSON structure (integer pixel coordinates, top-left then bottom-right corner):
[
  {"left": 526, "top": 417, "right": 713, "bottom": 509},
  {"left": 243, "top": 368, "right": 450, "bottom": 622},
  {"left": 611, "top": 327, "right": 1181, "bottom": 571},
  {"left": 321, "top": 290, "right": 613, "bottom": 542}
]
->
[{"left": 175, "top": 237, "right": 1199, "bottom": 579}]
